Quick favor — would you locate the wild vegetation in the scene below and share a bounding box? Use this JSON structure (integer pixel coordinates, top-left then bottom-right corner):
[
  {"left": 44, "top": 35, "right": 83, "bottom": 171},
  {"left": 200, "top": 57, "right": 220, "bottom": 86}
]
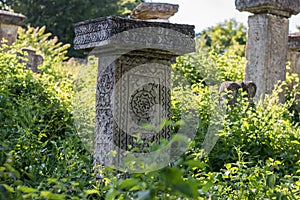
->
[
  {"left": 1, "top": 0, "right": 141, "bottom": 57},
  {"left": 0, "top": 19, "right": 300, "bottom": 199}
]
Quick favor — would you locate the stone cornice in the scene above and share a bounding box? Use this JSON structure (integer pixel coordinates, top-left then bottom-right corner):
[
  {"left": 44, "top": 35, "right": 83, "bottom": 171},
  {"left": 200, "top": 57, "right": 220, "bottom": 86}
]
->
[
  {"left": 74, "top": 16, "right": 195, "bottom": 55},
  {"left": 235, "top": 0, "right": 300, "bottom": 17},
  {"left": 0, "top": 10, "right": 26, "bottom": 25}
]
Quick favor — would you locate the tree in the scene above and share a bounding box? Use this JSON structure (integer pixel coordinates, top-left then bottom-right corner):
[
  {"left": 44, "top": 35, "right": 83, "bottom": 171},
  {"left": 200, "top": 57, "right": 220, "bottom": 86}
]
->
[
  {"left": 197, "top": 19, "right": 247, "bottom": 56},
  {"left": 2, "top": 0, "right": 141, "bottom": 57}
]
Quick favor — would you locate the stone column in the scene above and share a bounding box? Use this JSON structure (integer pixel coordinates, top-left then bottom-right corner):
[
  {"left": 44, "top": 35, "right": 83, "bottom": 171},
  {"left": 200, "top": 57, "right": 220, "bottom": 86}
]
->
[
  {"left": 288, "top": 33, "right": 300, "bottom": 77},
  {"left": 235, "top": 0, "right": 300, "bottom": 101},
  {"left": 74, "top": 4, "right": 195, "bottom": 172},
  {"left": 0, "top": 10, "right": 26, "bottom": 45}
]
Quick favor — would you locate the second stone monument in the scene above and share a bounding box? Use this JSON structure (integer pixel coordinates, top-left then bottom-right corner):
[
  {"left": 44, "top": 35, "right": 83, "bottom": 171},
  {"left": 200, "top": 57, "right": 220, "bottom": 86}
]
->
[{"left": 236, "top": 0, "right": 300, "bottom": 102}]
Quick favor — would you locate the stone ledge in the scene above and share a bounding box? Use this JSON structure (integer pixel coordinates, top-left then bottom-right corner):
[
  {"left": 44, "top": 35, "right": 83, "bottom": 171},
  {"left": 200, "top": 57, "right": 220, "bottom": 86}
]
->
[
  {"left": 74, "top": 16, "right": 195, "bottom": 55},
  {"left": 0, "top": 10, "right": 26, "bottom": 25},
  {"left": 235, "top": 0, "right": 300, "bottom": 17}
]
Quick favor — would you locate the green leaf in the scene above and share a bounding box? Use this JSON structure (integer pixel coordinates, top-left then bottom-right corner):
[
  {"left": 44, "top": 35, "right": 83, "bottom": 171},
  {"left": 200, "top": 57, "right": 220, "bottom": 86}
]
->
[
  {"left": 119, "top": 178, "right": 139, "bottom": 190},
  {"left": 106, "top": 189, "right": 119, "bottom": 200},
  {"left": 185, "top": 160, "right": 206, "bottom": 169},
  {"left": 173, "top": 181, "right": 198, "bottom": 198},
  {"left": 202, "top": 181, "right": 213, "bottom": 193},
  {"left": 18, "top": 186, "right": 38, "bottom": 193},
  {"left": 267, "top": 174, "right": 276, "bottom": 188},
  {"left": 85, "top": 189, "right": 100, "bottom": 196},
  {"left": 163, "top": 167, "right": 183, "bottom": 185},
  {"left": 40, "top": 191, "right": 66, "bottom": 200},
  {"left": 1, "top": 184, "right": 14, "bottom": 193},
  {"left": 225, "top": 163, "right": 231, "bottom": 169}
]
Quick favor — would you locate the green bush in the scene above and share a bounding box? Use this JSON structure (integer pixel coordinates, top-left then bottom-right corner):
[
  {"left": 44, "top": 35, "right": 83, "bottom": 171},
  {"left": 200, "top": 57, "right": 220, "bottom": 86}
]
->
[
  {"left": 0, "top": 27, "right": 94, "bottom": 199},
  {"left": 0, "top": 23, "right": 299, "bottom": 199}
]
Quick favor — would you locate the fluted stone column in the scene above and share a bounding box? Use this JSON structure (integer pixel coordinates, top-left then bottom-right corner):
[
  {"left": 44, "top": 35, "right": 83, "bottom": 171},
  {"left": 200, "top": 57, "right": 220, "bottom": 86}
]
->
[
  {"left": 74, "top": 15, "right": 195, "bottom": 171},
  {"left": 0, "top": 10, "right": 26, "bottom": 45},
  {"left": 235, "top": 0, "right": 300, "bottom": 101}
]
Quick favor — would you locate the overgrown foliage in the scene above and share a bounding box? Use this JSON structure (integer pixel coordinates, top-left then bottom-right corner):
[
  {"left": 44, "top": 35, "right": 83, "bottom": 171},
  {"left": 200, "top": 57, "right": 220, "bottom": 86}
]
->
[
  {"left": 2, "top": 0, "right": 141, "bottom": 57},
  {"left": 0, "top": 21, "right": 300, "bottom": 199}
]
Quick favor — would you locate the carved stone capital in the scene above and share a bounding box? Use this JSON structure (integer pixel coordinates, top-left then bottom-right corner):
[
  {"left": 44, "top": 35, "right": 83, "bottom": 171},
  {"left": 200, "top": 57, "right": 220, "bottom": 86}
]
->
[
  {"left": 0, "top": 10, "right": 26, "bottom": 26},
  {"left": 235, "top": 0, "right": 300, "bottom": 17},
  {"left": 74, "top": 16, "right": 195, "bottom": 56}
]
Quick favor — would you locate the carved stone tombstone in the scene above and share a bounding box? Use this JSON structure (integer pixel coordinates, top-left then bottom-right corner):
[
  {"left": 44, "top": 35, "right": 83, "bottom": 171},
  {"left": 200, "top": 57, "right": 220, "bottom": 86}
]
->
[
  {"left": 0, "top": 10, "right": 26, "bottom": 45},
  {"left": 22, "top": 49, "right": 43, "bottom": 73},
  {"left": 74, "top": 5, "right": 195, "bottom": 172},
  {"left": 219, "top": 81, "right": 257, "bottom": 106},
  {"left": 235, "top": 0, "right": 300, "bottom": 102}
]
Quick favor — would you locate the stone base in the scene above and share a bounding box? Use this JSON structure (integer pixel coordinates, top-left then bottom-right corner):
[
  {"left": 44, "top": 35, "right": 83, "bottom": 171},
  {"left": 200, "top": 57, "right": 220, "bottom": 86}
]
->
[
  {"left": 94, "top": 50, "right": 172, "bottom": 170},
  {"left": 0, "top": 24, "right": 18, "bottom": 45}
]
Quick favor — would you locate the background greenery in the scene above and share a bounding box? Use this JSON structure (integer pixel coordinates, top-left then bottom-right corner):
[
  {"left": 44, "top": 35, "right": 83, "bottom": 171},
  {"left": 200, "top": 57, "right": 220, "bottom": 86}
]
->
[
  {"left": 0, "top": 0, "right": 141, "bottom": 57},
  {"left": 0, "top": 15, "right": 299, "bottom": 200}
]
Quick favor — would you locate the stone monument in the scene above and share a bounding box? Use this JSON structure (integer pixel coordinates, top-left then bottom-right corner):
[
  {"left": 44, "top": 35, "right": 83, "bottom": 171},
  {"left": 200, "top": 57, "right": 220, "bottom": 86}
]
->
[
  {"left": 219, "top": 81, "right": 257, "bottom": 106},
  {"left": 288, "top": 33, "right": 300, "bottom": 78},
  {"left": 235, "top": 0, "right": 300, "bottom": 102},
  {"left": 74, "top": 3, "right": 195, "bottom": 172},
  {"left": 0, "top": 10, "right": 26, "bottom": 45},
  {"left": 22, "top": 49, "right": 44, "bottom": 73}
]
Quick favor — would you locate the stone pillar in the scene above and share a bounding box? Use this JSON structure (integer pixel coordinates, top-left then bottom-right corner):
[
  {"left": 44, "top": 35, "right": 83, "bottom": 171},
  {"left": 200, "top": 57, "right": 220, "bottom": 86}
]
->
[
  {"left": 288, "top": 33, "right": 300, "bottom": 77},
  {"left": 0, "top": 10, "right": 26, "bottom": 45},
  {"left": 74, "top": 4, "right": 195, "bottom": 172},
  {"left": 235, "top": 0, "right": 300, "bottom": 101}
]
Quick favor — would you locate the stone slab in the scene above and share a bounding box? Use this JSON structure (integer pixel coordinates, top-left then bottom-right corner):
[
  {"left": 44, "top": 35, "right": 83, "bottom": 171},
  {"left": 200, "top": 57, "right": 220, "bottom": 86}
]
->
[
  {"left": 74, "top": 16, "right": 195, "bottom": 55},
  {"left": 245, "top": 13, "right": 288, "bottom": 101},
  {"left": 235, "top": 0, "right": 300, "bottom": 17},
  {"left": 130, "top": 2, "right": 179, "bottom": 20}
]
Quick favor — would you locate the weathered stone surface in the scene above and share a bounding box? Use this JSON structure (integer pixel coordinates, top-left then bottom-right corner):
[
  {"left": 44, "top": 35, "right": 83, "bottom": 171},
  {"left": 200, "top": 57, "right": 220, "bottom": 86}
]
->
[
  {"left": 245, "top": 14, "right": 288, "bottom": 101},
  {"left": 0, "top": 10, "right": 26, "bottom": 45},
  {"left": 74, "top": 16, "right": 195, "bottom": 55},
  {"left": 235, "top": 0, "right": 300, "bottom": 17},
  {"left": 22, "top": 49, "right": 43, "bottom": 73},
  {"left": 130, "top": 2, "right": 178, "bottom": 20},
  {"left": 74, "top": 16, "right": 195, "bottom": 171},
  {"left": 219, "top": 81, "right": 257, "bottom": 105},
  {"left": 94, "top": 53, "right": 173, "bottom": 168},
  {"left": 288, "top": 32, "right": 300, "bottom": 51},
  {"left": 0, "top": 10, "right": 26, "bottom": 25},
  {"left": 287, "top": 33, "right": 300, "bottom": 96}
]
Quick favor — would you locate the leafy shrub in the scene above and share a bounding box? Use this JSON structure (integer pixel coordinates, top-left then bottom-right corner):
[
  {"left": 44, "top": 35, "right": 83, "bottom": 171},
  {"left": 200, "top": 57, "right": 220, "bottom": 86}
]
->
[{"left": 0, "top": 22, "right": 299, "bottom": 200}]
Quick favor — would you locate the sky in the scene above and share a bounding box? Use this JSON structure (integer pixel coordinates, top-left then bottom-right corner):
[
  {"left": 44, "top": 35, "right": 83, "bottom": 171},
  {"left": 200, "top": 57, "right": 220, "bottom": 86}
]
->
[{"left": 149, "top": 0, "right": 300, "bottom": 33}]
